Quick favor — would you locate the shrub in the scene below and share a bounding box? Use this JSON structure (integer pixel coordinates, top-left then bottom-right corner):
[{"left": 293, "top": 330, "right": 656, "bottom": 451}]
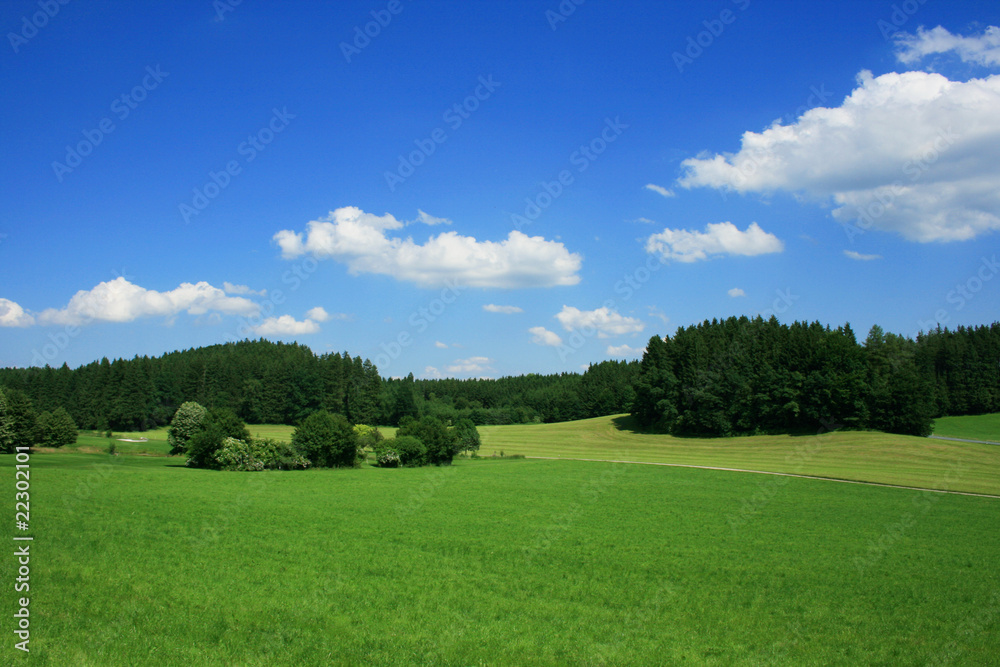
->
[
  {"left": 292, "top": 411, "right": 359, "bottom": 468},
  {"left": 168, "top": 402, "right": 207, "bottom": 455},
  {"left": 397, "top": 416, "right": 457, "bottom": 465},
  {"left": 373, "top": 446, "right": 401, "bottom": 468},
  {"left": 214, "top": 436, "right": 311, "bottom": 471},
  {"left": 35, "top": 407, "right": 78, "bottom": 448},
  {"left": 186, "top": 408, "right": 251, "bottom": 469},
  {"left": 388, "top": 435, "right": 426, "bottom": 467},
  {"left": 453, "top": 418, "right": 481, "bottom": 455}
]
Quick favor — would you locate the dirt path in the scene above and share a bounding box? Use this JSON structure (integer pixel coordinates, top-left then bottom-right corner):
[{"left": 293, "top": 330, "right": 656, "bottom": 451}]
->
[
  {"left": 526, "top": 456, "right": 1000, "bottom": 500},
  {"left": 928, "top": 435, "right": 1000, "bottom": 446}
]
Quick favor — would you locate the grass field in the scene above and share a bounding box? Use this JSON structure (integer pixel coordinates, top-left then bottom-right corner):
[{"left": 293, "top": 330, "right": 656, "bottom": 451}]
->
[
  {"left": 478, "top": 415, "right": 1000, "bottom": 496},
  {"left": 933, "top": 412, "right": 1000, "bottom": 442},
  {"left": 2, "top": 451, "right": 999, "bottom": 665}
]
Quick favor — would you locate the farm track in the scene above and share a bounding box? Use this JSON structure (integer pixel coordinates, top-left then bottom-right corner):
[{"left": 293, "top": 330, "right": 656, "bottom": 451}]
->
[{"left": 526, "top": 455, "right": 1000, "bottom": 499}]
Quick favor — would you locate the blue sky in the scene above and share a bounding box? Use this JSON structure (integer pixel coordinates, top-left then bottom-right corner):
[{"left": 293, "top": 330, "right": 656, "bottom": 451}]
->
[{"left": 2, "top": 0, "right": 999, "bottom": 378}]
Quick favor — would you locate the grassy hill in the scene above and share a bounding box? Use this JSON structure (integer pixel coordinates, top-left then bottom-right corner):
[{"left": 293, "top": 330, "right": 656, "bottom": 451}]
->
[
  {"left": 479, "top": 414, "right": 1000, "bottom": 496},
  {"left": 932, "top": 412, "right": 1000, "bottom": 442}
]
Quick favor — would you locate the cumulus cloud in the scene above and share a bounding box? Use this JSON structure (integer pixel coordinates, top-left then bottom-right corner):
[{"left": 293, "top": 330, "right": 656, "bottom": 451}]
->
[
  {"left": 484, "top": 304, "right": 523, "bottom": 314},
  {"left": 35, "top": 278, "right": 259, "bottom": 326},
  {"left": 555, "top": 306, "right": 644, "bottom": 338},
  {"left": 895, "top": 25, "right": 1000, "bottom": 67},
  {"left": 274, "top": 206, "right": 582, "bottom": 288},
  {"left": 445, "top": 356, "right": 493, "bottom": 374},
  {"left": 677, "top": 69, "right": 1000, "bottom": 242},
  {"left": 223, "top": 282, "right": 266, "bottom": 296},
  {"left": 423, "top": 366, "right": 443, "bottom": 379},
  {"left": 251, "top": 315, "right": 320, "bottom": 336},
  {"left": 606, "top": 344, "right": 646, "bottom": 358},
  {"left": 0, "top": 298, "right": 34, "bottom": 327},
  {"left": 415, "top": 210, "right": 453, "bottom": 226},
  {"left": 844, "top": 250, "right": 882, "bottom": 261},
  {"left": 645, "top": 222, "right": 784, "bottom": 263},
  {"left": 728, "top": 288, "right": 746, "bottom": 298},
  {"left": 528, "top": 326, "right": 563, "bottom": 347},
  {"left": 644, "top": 183, "right": 675, "bottom": 198},
  {"left": 305, "top": 306, "right": 331, "bottom": 322},
  {"left": 435, "top": 341, "right": 449, "bottom": 349}
]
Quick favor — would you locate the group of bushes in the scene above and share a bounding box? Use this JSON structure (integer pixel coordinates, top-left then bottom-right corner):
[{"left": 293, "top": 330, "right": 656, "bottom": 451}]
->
[
  {"left": 0, "top": 387, "right": 77, "bottom": 452},
  {"left": 370, "top": 417, "right": 480, "bottom": 468},
  {"left": 168, "top": 402, "right": 481, "bottom": 472}
]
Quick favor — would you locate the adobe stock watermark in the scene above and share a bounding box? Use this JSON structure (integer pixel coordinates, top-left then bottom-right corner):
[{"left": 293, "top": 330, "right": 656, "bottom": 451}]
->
[
  {"left": 545, "top": 0, "right": 586, "bottom": 31},
  {"left": 374, "top": 280, "right": 466, "bottom": 372},
  {"left": 673, "top": 0, "right": 751, "bottom": 73},
  {"left": 29, "top": 267, "right": 135, "bottom": 367},
  {"left": 213, "top": 0, "right": 242, "bottom": 22},
  {"left": 842, "top": 126, "right": 960, "bottom": 242},
  {"left": 511, "top": 116, "right": 629, "bottom": 230},
  {"left": 7, "top": 0, "right": 72, "bottom": 54},
  {"left": 51, "top": 65, "right": 169, "bottom": 182},
  {"left": 384, "top": 75, "right": 501, "bottom": 192},
  {"left": 340, "top": 0, "right": 407, "bottom": 63},
  {"left": 913, "top": 255, "right": 998, "bottom": 337},
  {"left": 223, "top": 254, "right": 318, "bottom": 343},
  {"left": 877, "top": 0, "right": 930, "bottom": 41},
  {"left": 179, "top": 107, "right": 295, "bottom": 224}
]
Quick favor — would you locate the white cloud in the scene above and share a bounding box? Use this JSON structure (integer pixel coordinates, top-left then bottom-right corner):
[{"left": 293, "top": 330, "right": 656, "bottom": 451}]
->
[
  {"left": 435, "top": 341, "right": 449, "bottom": 349},
  {"left": 36, "top": 278, "right": 259, "bottom": 326},
  {"left": 483, "top": 304, "right": 523, "bottom": 314},
  {"left": 728, "top": 288, "right": 746, "bottom": 297},
  {"left": 223, "top": 282, "right": 266, "bottom": 296},
  {"left": 0, "top": 298, "right": 34, "bottom": 327},
  {"left": 844, "top": 250, "right": 882, "bottom": 261},
  {"left": 647, "top": 306, "right": 670, "bottom": 325},
  {"left": 895, "top": 25, "right": 1000, "bottom": 67},
  {"left": 423, "top": 365, "right": 443, "bottom": 379},
  {"left": 445, "top": 356, "right": 493, "bottom": 374},
  {"left": 528, "top": 326, "right": 563, "bottom": 347},
  {"left": 274, "top": 206, "right": 582, "bottom": 288},
  {"left": 606, "top": 344, "right": 645, "bottom": 358},
  {"left": 555, "top": 306, "right": 644, "bottom": 338},
  {"left": 644, "top": 183, "right": 675, "bottom": 198},
  {"left": 251, "top": 315, "right": 320, "bottom": 336},
  {"left": 415, "top": 210, "right": 453, "bottom": 226},
  {"left": 305, "top": 306, "right": 331, "bottom": 322},
  {"left": 677, "top": 70, "right": 1000, "bottom": 242},
  {"left": 633, "top": 217, "right": 657, "bottom": 224},
  {"left": 645, "top": 222, "right": 784, "bottom": 263}
]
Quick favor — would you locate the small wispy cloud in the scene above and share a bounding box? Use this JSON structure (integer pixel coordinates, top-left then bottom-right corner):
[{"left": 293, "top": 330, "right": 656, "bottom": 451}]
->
[
  {"left": 645, "top": 183, "right": 675, "bottom": 198},
  {"left": 844, "top": 250, "right": 882, "bottom": 261},
  {"left": 483, "top": 304, "right": 523, "bottom": 314},
  {"left": 728, "top": 288, "right": 746, "bottom": 297}
]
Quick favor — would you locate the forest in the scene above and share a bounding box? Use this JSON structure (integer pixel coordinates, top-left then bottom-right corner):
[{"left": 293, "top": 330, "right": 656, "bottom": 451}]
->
[{"left": 0, "top": 317, "right": 997, "bottom": 440}]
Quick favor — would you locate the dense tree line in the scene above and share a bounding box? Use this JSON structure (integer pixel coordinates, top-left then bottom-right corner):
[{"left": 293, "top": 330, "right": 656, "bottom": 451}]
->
[
  {"left": 632, "top": 317, "right": 1000, "bottom": 437},
  {"left": 0, "top": 343, "right": 638, "bottom": 432},
  {"left": 0, "top": 340, "right": 382, "bottom": 432},
  {"left": 2, "top": 319, "right": 996, "bottom": 447},
  {"left": 387, "top": 360, "right": 640, "bottom": 426}
]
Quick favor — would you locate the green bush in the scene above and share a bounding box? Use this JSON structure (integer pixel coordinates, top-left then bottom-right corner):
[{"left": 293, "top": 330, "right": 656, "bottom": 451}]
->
[
  {"left": 214, "top": 437, "right": 311, "bottom": 471},
  {"left": 168, "top": 401, "right": 207, "bottom": 455},
  {"left": 388, "top": 435, "right": 426, "bottom": 467},
  {"left": 35, "top": 406, "right": 78, "bottom": 447},
  {"left": 397, "top": 416, "right": 456, "bottom": 465},
  {"left": 373, "top": 445, "right": 401, "bottom": 468},
  {"left": 186, "top": 408, "right": 252, "bottom": 469},
  {"left": 292, "top": 411, "right": 359, "bottom": 468}
]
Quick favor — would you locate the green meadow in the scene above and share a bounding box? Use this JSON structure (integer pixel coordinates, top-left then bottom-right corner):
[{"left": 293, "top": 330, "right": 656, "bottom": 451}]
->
[
  {"left": 2, "top": 415, "right": 999, "bottom": 665},
  {"left": 933, "top": 412, "right": 1000, "bottom": 442}
]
